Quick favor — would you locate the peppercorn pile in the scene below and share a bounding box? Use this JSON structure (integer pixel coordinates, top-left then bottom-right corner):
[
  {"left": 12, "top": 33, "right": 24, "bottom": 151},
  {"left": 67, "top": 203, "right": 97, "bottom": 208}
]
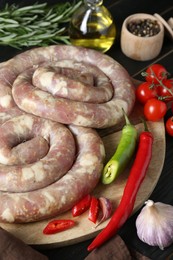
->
[{"left": 127, "top": 19, "right": 160, "bottom": 37}]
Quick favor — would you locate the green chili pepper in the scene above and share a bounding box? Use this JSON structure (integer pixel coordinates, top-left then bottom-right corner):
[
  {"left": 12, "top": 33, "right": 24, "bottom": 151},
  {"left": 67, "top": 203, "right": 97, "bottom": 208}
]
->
[{"left": 101, "top": 110, "right": 138, "bottom": 184}]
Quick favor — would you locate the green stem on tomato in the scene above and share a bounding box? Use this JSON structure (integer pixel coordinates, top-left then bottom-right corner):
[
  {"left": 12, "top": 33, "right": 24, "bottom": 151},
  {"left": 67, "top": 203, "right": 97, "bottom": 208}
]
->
[{"left": 141, "top": 70, "right": 173, "bottom": 97}]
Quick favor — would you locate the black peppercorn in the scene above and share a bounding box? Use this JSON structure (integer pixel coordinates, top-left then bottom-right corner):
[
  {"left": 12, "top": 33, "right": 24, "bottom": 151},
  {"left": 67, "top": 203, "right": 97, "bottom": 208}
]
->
[{"left": 127, "top": 19, "right": 160, "bottom": 37}]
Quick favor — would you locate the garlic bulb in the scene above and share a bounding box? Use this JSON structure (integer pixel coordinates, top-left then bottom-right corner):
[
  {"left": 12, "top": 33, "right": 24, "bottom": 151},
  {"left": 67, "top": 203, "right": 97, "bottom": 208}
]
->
[{"left": 136, "top": 200, "right": 173, "bottom": 250}]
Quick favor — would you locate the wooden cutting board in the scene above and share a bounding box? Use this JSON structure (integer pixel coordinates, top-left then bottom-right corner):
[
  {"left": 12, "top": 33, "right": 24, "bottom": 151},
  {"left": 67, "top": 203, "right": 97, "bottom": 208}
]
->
[{"left": 0, "top": 101, "right": 166, "bottom": 248}]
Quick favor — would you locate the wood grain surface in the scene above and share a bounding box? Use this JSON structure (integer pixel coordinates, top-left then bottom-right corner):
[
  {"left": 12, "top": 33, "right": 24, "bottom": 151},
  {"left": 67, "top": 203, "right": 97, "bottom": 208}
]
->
[{"left": 0, "top": 108, "right": 165, "bottom": 249}]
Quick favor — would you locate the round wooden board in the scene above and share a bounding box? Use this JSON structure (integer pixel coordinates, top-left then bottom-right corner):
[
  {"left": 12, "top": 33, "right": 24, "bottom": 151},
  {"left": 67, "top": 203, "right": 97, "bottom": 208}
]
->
[{"left": 0, "top": 119, "right": 166, "bottom": 249}]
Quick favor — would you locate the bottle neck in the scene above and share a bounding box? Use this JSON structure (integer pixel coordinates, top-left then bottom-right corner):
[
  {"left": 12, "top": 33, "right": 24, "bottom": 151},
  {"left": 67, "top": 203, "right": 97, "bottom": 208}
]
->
[{"left": 84, "top": 0, "right": 103, "bottom": 9}]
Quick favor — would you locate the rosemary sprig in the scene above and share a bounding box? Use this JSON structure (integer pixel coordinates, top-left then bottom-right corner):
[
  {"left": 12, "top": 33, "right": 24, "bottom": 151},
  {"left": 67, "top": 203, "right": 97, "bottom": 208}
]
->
[{"left": 0, "top": 1, "right": 82, "bottom": 49}]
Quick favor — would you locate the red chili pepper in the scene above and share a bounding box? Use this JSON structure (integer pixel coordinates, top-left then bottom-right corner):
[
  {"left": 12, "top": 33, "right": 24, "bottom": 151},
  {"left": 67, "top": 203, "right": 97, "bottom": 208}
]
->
[
  {"left": 88, "top": 196, "right": 99, "bottom": 223},
  {"left": 43, "top": 219, "right": 75, "bottom": 235},
  {"left": 72, "top": 194, "right": 91, "bottom": 217},
  {"left": 87, "top": 125, "right": 153, "bottom": 251}
]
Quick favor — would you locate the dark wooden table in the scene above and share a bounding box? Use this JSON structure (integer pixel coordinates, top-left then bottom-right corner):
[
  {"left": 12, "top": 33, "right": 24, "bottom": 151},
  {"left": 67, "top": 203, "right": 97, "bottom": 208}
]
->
[{"left": 1, "top": 0, "right": 173, "bottom": 259}]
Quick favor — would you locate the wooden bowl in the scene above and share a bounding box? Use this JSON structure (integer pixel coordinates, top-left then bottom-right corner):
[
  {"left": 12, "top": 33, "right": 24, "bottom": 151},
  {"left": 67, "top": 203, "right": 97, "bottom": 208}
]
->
[{"left": 120, "top": 13, "right": 164, "bottom": 61}]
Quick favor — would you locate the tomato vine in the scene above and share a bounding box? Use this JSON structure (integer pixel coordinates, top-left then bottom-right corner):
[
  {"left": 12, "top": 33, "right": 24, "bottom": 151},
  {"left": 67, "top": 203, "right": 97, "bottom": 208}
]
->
[{"left": 136, "top": 64, "right": 173, "bottom": 136}]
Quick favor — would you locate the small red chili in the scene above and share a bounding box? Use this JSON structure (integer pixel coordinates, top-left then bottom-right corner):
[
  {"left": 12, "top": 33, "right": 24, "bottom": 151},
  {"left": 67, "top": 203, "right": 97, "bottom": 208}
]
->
[
  {"left": 72, "top": 194, "right": 91, "bottom": 217},
  {"left": 87, "top": 122, "right": 153, "bottom": 251},
  {"left": 43, "top": 219, "right": 75, "bottom": 235},
  {"left": 88, "top": 196, "right": 99, "bottom": 224}
]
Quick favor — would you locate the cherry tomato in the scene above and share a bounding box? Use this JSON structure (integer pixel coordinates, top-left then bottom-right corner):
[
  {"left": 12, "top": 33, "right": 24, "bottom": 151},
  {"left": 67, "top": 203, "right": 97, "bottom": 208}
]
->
[
  {"left": 157, "top": 79, "right": 173, "bottom": 102},
  {"left": 144, "top": 98, "right": 167, "bottom": 121},
  {"left": 172, "top": 102, "right": 173, "bottom": 113},
  {"left": 166, "top": 117, "right": 173, "bottom": 136},
  {"left": 145, "top": 64, "right": 168, "bottom": 84},
  {"left": 136, "top": 82, "right": 158, "bottom": 104}
]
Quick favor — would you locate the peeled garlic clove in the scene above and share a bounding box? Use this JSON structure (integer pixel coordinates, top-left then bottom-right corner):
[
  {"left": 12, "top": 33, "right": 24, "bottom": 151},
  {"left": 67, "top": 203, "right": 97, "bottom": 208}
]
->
[{"left": 136, "top": 200, "right": 173, "bottom": 250}]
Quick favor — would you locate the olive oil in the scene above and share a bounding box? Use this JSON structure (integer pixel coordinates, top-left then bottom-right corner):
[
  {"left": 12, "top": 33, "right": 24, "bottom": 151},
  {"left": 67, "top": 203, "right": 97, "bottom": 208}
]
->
[{"left": 69, "top": 0, "right": 116, "bottom": 53}]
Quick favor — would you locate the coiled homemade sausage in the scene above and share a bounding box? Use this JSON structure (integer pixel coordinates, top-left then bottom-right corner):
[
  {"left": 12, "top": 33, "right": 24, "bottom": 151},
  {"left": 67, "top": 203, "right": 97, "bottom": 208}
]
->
[
  {"left": 0, "top": 114, "right": 76, "bottom": 193},
  {"left": 32, "top": 60, "right": 114, "bottom": 103},
  {"left": 0, "top": 45, "right": 135, "bottom": 128},
  {"left": 0, "top": 45, "right": 134, "bottom": 223},
  {"left": 0, "top": 123, "right": 105, "bottom": 223}
]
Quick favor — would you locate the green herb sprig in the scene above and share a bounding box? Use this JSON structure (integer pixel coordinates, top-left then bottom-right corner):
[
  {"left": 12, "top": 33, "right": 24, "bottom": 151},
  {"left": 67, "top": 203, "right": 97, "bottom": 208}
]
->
[{"left": 0, "top": 1, "right": 82, "bottom": 49}]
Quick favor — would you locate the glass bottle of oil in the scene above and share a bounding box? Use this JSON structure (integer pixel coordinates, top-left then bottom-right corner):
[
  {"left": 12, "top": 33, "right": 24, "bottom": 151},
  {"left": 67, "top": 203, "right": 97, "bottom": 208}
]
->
[{"left": 69, "top": 0, "right": 116, "bottom": 53}]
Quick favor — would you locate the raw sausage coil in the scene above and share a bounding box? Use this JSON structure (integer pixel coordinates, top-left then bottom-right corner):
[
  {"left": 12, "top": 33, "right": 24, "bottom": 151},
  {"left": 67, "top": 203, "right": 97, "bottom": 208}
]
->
[
  {"left": 0, "top": 45, "right": 135, "bottom": 128},
  {"left": 32, "top": 60, "right": 114, "bottom": 103},
  {"left": 0, "top": 45, "right": 134, "bottom": 223},
  {"left": 0, "top": 122, "right": 105, "bottom": 223},
  {"left": 0, "top": 114, "right": 76, "bottom": 193}
]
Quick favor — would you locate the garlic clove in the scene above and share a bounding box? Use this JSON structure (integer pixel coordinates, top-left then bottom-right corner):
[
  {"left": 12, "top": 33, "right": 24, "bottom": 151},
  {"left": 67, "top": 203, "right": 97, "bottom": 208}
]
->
[
  {"left": 136, "top": 200, "right": 173, "bottom": 250},
  {"left": 95, "top": 197, "right": 112, "bottom": 228}
]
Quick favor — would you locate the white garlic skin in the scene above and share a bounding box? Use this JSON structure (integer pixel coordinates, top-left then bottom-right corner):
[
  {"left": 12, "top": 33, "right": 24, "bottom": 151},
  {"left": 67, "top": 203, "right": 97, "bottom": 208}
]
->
[{"left": 136, "top": 200, "right": 173, "bottom": 250}]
